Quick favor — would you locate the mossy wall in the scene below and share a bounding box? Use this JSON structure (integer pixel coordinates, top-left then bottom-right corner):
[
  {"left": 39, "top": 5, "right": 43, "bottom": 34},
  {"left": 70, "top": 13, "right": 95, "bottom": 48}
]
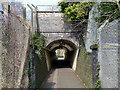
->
[
  {"left": 76, "top": 45, "right": 93, "bottom": 88},
  {"left": 34, "top": 49, "right": 48, "bottom": 88},
  {"left": 0, "top": 3, "right": 30, "bottom": 88}
]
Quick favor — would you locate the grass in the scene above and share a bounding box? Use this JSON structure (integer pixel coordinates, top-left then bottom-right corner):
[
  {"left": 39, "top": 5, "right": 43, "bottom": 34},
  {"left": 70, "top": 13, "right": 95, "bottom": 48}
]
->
[{"left": 57, "top": 56, "right": 64, "bottom": 58}]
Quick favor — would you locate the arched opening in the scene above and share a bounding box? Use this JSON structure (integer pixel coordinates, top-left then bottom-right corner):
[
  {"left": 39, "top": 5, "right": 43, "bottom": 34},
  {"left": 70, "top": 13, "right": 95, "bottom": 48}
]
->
[
  {"left": 55, "top": 49, "right": 66, "bottom": 60},
  {"left": 45, "top": 39, "right": 78, "bottom": 70}
]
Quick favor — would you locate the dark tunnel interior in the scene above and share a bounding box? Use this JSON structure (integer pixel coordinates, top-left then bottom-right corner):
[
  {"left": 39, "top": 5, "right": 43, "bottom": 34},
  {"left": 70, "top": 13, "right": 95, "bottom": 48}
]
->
[{"left": 45, "top": 39, "right": 77, "bottom": 70}]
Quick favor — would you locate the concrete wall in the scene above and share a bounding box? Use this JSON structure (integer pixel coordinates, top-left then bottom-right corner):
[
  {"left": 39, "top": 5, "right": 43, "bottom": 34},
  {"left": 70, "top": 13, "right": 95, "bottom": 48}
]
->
[
  {"left": 0, "top": 2, "right": 4, "bottom": 89},
  {"left": 76, "top": 45, "right": 93, "bottom": 88},
  {"left": 45, "top": 39, "right": 78, "bottom": 71},
  {"left": 34, "top": 49, "right": 48, "bottom": 88},
  {"left": 37, "top": 12, "right": 88, "bottom": 73},
  {"left": 0, "top": 2, "right": 30, "bottom": 88},
  {"left": 98, "top": 18, "right": 120, "bottom": 88},
  {"left": 118, "top": 21, "right": 120, "bottom": 87},
  {"left": 45, "top": 50, "right": 54, "bottom": 71},
  {"left": 37, "top": 12, "right": 84, "bottom": 47},
  {"left": 85, "top": 2, "right": 100, "bottom": 52}
]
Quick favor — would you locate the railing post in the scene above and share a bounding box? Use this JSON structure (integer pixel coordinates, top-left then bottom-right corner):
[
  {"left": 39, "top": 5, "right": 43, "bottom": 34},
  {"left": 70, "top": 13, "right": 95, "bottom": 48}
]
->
[
  {"left": 31, "top": 4, "right": 37, "bottom": 33},
  {"left": 19, "top": 2, "right": 26, "bottom": 20},
  {"left": 27, "top": 4, "right": 33, "bottom": 35},
  {"left": 2, "top": 2, "right": 10, "bottom": 17}
]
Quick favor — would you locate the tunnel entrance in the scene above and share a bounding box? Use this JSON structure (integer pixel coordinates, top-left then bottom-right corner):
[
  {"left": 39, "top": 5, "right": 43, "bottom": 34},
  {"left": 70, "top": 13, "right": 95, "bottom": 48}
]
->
[
  {"left": 45, "top": 39, "right": 77, "bottom": 70},
  {"left": 53, "top": 49, "right": 70, "bottom": 68}
]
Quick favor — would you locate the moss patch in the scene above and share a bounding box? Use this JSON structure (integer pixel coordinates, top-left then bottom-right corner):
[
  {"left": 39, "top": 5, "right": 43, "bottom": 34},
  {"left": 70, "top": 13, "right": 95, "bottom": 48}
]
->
[{"left": 76, "top": 45, "right": 93, "bottom": 88}]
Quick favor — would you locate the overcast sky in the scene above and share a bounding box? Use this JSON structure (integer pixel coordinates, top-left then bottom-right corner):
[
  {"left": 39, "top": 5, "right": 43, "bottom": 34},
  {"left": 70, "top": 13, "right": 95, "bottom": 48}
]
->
[
  {"left": 3, "top": 0, "right": 62, "bottom": 22},
  {"left": 23, "top": 0, "right": 61, "bottom": 5},
  {"left": 6, "top": 0, "right": 62, "bottom": 5},
  {"left": 18, "top": 0, "right": 61, "bottom": 23}
]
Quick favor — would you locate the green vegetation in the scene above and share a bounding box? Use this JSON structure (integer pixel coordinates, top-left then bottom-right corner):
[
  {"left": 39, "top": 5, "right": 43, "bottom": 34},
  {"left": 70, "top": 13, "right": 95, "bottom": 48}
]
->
[
  {"left": 96, "top": 62, "right": 100, "bottom": 78},
  {"left": 58, "top": 2, "right": 95, "bottom": 21},
  {"left": 76, "top": 44, "right": 93, "bottom": 88},
  {"left": 95, "top": 80, "right": 101, "bottom": 89},
  {"left": 95, "top": 2, "right": 120, "bottom": 25},
  {"left": 90, "top": 44, "right": 98, "bottom": 51},
  {"left": 58, "top": 2, "right": 120, "bottom": 25},
  {"left": 30, "top": 32, "right": 48, "bottom": 87},
  {"left": 30, "top": 32, "right": 46, "bottom": 59},
  {"left": 95, "top": 62, "right": 101, "bottom": 89},
  {"left": 58, "top": 2, "right": 95, "bottom": 39},
  {"left": 118, "top": 56, "right": 120, "bottom": 60},
  {"left": 57, "top": 56, "right": 64, "bottom": 58}
]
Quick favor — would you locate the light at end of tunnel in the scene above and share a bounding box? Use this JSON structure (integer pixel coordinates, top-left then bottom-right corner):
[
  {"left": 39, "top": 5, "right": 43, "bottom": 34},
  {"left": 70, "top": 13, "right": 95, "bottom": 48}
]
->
[{"left": 55, "top": 49, "right": 66, "bottom": 60}]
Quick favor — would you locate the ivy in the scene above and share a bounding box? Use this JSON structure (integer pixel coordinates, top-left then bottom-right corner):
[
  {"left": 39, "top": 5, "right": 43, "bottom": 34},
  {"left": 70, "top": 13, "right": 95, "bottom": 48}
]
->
[
  {"left": 95, "top": 2, "right": 120, "bottom": 25},
  {"left": 95, "top": 80, "right": 101, "bottom": 89},
  {"left": 95, "top": 62, "right": 101, "bottom": 89},
  {"left": 58, "top": 2, "right": 95, "bottom": 21},
  {"left": 96, "top": 62, "right": 100, "bottom": 77},
  {"left": 58, "top": 2, "right": 69, "bottom": 13},
  {"left": 30, "top": 32, "right": 46, "bottom": 59}
]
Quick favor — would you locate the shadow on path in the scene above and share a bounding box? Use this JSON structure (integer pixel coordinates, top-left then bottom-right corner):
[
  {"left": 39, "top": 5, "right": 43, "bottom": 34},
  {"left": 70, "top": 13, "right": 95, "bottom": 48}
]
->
[{"left": 40, "top": 68, "right": 86, "bottom": 88}]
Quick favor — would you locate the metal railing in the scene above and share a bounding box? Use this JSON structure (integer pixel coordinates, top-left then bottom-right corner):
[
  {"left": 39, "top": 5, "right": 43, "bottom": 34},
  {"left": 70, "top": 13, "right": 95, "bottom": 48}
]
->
[{"left": 36, "top": 5, "right": 60, "bottom": 13}]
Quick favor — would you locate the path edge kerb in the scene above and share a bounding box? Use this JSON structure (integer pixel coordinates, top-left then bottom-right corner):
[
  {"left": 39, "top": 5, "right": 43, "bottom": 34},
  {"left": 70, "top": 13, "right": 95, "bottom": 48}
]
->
[{"left": 70, "top": 68, "right": 88, "bottom": 88}]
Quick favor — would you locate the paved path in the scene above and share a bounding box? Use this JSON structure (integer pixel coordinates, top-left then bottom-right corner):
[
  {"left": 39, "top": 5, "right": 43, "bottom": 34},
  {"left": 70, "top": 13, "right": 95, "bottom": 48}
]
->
[{"left": 41, "top": 68, "right": 86, "bottom": 88}]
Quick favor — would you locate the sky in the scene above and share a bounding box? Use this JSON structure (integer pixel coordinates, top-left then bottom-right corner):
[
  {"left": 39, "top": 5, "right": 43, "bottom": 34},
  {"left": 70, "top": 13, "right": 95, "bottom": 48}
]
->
[
  {"left": 5, "top": 0, "right": 62, "bottom": 5},
  {"left": 2, "top": 0, "right": 62, "bottom": 23},
  {"left": 18, "top": 0, "right": 61, "bottom": 23},
  {"left": 19, "top": 0, "right": 61, "bottom": 12},
  {"left": 22, "top": 0, "right": 61, "bottom": 5}
]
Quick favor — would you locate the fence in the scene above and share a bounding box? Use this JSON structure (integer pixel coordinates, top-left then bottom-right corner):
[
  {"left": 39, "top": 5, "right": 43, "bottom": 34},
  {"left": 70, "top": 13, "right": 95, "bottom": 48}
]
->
[{"left": 98, "top": 18, "right": 120, "bottom": 88}]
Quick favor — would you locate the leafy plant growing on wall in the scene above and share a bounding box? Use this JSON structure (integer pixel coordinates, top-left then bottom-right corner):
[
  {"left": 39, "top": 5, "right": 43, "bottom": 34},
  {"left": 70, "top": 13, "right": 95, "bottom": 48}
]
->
[
  {"left": 30, "top": 32, "right": 46, "bottom": 59},
  {"left": 58, "top": 1, "right": 95, "bottom": 40},
  {"left": 95, "top": 2, "right": 120, "bottom": 26},
  {"left": 58, "top": 2, "right": 95, "bottom": 21},
  {"left": 95, "top": 62, "right": 101, "bottom": 89}
]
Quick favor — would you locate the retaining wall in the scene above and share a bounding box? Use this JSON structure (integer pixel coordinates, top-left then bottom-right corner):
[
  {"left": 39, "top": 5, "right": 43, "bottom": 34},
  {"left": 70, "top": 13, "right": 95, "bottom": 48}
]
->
[
  {"left": 0, "top": 2, "right": 30, "bottom": 88},
  {"left": 76, "top": 45, "right": 93, "bottom": 88}
]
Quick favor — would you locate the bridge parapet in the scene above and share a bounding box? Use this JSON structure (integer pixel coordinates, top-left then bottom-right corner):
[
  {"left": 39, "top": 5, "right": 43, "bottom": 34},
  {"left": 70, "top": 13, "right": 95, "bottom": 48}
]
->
[
  {"left": 36, "top": 5, "right": 60, "bottom": 12},
  {"left": 37, "top": 12, "right": 83, "bottom": 33}
]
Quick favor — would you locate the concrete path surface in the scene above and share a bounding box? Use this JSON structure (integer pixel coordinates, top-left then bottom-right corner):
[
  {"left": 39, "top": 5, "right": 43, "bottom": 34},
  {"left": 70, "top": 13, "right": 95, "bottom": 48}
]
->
[{"left": 41, "top": 68, "right": 86, "bottom": 88}]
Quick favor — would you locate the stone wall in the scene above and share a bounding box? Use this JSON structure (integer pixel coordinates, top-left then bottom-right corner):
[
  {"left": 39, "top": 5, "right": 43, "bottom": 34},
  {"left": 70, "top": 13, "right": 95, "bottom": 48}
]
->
[
  {"left": 0, "top": 2, "right": 30, "bottom": 88},
  {"left": 85, "top": 1, "right": 100, "bottom": 52}
]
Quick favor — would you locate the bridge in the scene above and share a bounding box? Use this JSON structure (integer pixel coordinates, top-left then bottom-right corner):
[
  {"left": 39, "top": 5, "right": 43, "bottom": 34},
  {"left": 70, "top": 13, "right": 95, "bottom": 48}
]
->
[
  {"left": 34, "top": 5, "right": 86, "bottom": 88},
  {"left": 0, "top": 2, "right": 119, "bottom": 89}
]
